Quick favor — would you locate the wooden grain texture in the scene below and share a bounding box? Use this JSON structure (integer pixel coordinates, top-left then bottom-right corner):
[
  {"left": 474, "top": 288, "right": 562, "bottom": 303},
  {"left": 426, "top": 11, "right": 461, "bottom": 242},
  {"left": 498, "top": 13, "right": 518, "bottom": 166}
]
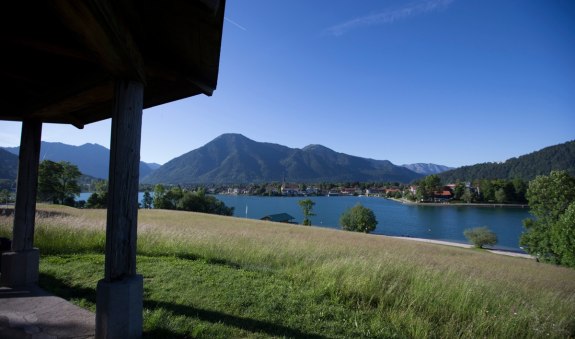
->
[
  {"left": 12, "top": 120, "right": 42, "bottom": 251},
  {"left": 104, "top": 80, "right": 143, "bottom": 281}
]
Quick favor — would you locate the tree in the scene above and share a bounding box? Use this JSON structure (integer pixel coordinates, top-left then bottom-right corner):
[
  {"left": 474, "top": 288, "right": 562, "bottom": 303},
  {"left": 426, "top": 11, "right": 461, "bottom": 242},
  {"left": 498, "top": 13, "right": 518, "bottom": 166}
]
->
[
  {"left": 142, "top": 190, "right": 153, "bottom": 209},
  {"left": 340, "top": 203, "right": 377, "bottom": 233},
  {"left": 453, "top": 182, "right": 465, "bottom": 200},
  {"left": 464, "top": 227, "right": 498, "bottom": 248},
  {"left": 461, "top": 188, "right": 474, "bottom": 203},
  {"left": 153, "top": 184, "right": 167, "bottom": 209},
  {"left": 494, "top": 188, "right": 507, "bottom": 203},
  {"left": 511, "top": 178, "right": 528, "bottom": 203},
  {"left": 298, "top": 199, "right": 316, "bottom": 226},
  {"left": 152, "top": 185, "right": 234, "bottom": 216},
  {"left": 417, "top": 175, "right": 441, "bottom": 202},
  {"left": 86, "top": 180, "right": 108, "bottom": 208},
  {"left": 0, "top": 189, "right": 11, "bottom": 205},
  {"left": 38, "top": 160, "right": 81, "bottom": 204},
  {"left": 551, "top": 201, "right": 575, "bottom": 268},
  {"left": 479, "top": 179, "right": 495, "bottom": 202},
  {"left": 520, "top": 171, "right": 575, "bottom": 264}
]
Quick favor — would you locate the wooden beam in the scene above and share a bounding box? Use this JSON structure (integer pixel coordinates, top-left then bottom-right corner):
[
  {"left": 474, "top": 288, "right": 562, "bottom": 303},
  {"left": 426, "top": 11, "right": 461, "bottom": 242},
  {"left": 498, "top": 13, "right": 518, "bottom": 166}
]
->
[
  {"left": 12, "top": 120, "right": 42, "bottom": 251},
  {"left": 29, "top": 81, "right": 114, "bottom": 124},
  {"left": 1, "top": 35, "right": 99, "bottom": 64},
  {"left": 104, "top": 80, "right": 143, "bottom": 281},
  {"left": 52, "top": 0, "right": 146, "bottom": 83}
]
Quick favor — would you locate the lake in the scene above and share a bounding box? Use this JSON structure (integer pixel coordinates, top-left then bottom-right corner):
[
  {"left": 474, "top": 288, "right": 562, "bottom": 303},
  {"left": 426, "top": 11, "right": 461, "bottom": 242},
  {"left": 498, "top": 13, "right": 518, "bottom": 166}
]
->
[
  {"left": 77, "top": 193, "right": 531, "bottom": 252},
  {"left": 216, "top": 195, "right": 531, "bottom": 252}
]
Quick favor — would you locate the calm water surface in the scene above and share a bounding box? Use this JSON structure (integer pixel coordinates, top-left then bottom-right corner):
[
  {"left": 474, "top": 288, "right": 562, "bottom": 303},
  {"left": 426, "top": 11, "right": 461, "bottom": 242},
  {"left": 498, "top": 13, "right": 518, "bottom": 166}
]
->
[
  {"left": 78, "top": 193, "right": 530, "bottom": 252},
  {"left": 216, "top": 195, "right": 531, "bottom": 252}
]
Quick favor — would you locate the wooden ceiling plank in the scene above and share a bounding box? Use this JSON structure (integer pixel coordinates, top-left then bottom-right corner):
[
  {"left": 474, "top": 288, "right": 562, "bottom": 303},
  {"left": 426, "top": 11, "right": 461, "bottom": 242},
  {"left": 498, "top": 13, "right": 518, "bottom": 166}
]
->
[
  {"left": 52, "top": 0, "right": 146, "bottom": 82},
  {"left": 28, "top": 82, "right": 114, "bottom": 120},
  {"left": 1, "top": 35, "right": 98, "bottom": 64}
]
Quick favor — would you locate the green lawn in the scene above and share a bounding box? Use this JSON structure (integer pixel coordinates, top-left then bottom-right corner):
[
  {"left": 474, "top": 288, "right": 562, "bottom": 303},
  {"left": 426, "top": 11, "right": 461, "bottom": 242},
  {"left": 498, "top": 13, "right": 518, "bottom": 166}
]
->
[{"left": 2, "top": 205, "right": 574, "bottom": 338}]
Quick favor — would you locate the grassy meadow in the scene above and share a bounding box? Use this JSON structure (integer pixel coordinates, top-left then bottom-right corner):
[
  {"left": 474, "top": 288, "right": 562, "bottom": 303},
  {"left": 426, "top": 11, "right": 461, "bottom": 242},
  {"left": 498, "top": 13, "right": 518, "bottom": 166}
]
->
[{"left": 1, "top": 205, "right": 574, "bottom": 338}]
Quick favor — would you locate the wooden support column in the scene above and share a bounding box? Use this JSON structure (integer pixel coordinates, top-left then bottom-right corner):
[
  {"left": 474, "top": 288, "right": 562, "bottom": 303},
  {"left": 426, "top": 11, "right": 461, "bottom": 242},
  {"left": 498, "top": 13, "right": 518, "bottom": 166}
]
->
[
  {"left": 96, "top": 80, "right": 144, "bottom": 339},
  {"left": 1, "top": 120, "right": 42, "bottom": 286}
]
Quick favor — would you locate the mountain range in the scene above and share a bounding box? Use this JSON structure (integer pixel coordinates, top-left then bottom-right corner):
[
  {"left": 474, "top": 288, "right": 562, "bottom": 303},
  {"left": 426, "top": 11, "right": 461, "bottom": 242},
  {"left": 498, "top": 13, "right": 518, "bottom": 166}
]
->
[
  {"left": 3, "top": 142, "right": 159, "bottom": 181},
  {"left": 401, "top": 163, "right": 453, "bottom": 175},
  {"left": 142, "top": 134, "right": 425, "bottom": 184},
  {"left": 0, "top": 135, "right": 450, "bottom": 184},
  {"left": 13, "top": 134, "right": 573, "bottom": 185}
]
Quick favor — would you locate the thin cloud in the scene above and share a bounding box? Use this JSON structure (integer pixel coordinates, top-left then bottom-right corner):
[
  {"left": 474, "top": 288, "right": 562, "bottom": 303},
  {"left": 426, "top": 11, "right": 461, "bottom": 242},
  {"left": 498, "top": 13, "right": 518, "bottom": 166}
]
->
[
  {"left": 324, "top": 0, "right": 455, "bottom": 37},
  {"left": 225, "top": 17, "right": 247, "bottom": 31}
]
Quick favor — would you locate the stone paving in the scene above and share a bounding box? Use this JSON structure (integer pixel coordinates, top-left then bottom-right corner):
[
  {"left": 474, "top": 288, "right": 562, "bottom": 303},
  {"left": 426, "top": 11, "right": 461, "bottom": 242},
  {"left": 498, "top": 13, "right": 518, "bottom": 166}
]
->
[{"left": 0, "top": 285, "right": 95, "bottom": 339}]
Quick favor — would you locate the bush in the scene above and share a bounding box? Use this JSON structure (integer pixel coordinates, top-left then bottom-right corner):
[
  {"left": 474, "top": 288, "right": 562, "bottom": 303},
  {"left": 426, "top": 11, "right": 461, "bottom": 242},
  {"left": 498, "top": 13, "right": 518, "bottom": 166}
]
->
[
  {"left": 464, "top": 227, "right": 497, "bottom": 248},
  {"left": 340, "top": 203, "right": 378, "bottom": 233}
]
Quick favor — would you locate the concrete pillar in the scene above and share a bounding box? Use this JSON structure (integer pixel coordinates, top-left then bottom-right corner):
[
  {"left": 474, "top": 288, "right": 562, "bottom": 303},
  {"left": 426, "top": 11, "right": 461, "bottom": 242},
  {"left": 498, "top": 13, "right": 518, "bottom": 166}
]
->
[
  {"left": 96, "top": 80, "right": 144, "bottom": 339},
  {"left": 1, "top": 120, "right": 42, "bottom": 287}
]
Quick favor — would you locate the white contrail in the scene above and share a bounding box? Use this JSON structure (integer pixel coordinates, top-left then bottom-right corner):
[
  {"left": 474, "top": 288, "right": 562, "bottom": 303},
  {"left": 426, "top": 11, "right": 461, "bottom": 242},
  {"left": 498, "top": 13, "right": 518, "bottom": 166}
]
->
[
  {"left": 324, "top": 0, "right": 455, "bottom": 37},
  {"left": 225, "top": 17, "right": 247, "bottom": 31}
]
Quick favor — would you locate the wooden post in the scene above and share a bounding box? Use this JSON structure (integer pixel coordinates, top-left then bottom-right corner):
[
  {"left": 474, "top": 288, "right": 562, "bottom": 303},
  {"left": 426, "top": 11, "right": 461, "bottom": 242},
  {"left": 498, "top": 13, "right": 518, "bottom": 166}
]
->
[
  {"left": 96, "top": 80, "right": 144, "bottom": 339},
  {"left": 1, "top": 120, "right": 42, "bottom": 286},
  {"left": 12, "top": 120, "right": 42, "bottom": 251},
  {"left": 104, "top": 80, "right": 143, "bottom": 281}
]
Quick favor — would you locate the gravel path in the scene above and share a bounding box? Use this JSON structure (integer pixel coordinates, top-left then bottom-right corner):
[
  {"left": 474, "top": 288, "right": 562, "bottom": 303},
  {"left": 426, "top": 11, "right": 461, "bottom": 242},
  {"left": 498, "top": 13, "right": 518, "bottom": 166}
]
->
[{"left": 389, "top": 236, "right": 535, "bottom": 259}]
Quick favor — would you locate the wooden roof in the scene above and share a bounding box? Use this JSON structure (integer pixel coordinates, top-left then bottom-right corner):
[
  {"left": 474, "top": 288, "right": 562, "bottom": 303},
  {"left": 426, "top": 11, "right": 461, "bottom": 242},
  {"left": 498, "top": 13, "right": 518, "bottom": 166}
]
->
[{"left": 0, "top": 0, "right": 226, "bottom": 128}]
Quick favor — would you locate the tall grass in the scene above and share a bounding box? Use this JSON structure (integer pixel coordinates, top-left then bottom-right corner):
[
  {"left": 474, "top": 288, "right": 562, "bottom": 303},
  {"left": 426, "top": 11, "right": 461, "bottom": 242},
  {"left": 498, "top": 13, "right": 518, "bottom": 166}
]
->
[{"left": 1, "top": 205, "right": 574, "bottom": 338}]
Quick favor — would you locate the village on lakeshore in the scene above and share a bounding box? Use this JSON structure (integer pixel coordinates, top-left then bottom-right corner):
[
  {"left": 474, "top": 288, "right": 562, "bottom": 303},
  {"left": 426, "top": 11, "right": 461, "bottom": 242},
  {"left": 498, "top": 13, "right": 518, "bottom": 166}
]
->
[{"left": 200, "top": 179, "right": 527, "bottom": 206}]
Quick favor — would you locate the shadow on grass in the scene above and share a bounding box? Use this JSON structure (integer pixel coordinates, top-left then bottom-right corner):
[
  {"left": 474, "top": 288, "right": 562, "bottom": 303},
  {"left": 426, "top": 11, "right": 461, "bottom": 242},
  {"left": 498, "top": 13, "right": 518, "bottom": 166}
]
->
[
  {"left": 146, "top": 300, "right": 328, "bottom": 339},
  {"left": 39, "top": 273, "right": 326, "bottom": 339},
  {"left": 39, "top": 273, "right": 97, "bottom": 305},
  {"left": 137, "top": 252, "right": 243, "bottom": 270}
]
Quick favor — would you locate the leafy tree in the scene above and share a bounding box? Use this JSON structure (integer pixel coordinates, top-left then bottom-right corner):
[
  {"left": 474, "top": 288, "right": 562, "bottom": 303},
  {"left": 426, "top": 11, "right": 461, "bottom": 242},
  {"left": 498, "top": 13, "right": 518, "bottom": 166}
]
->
[
  {"left": 461, "top": 188, "right": 474, "bottom": 203},
  {"left": 453, "top": 182, "right": 465, "bottom": 200},
  {"left": 479, "top": 179, "right": 495, "bottom": 202},
  {"left": 340, "top": 203, "right": 378, "bottom": 233},
  {"left": 142, "top": 190, "right": 153, "bottom": 209},
  {"left": 511, "top": 178, "right": 528, "bottom": 203},
  {"left": 298, "top": 198, "right": 316, "bottom": 226},
  {"left": 86, "top": 180, "right": 108, "bottom": 208},
  {"left": 153, "top": 184, "right": 167, "bottom": 209},
  {"left": 38, "top": 160, "right": 81, "bottom": 204},
  {"left": 494, "top": 188, "right": 507, "bottom": 203},
  {"left": 551, "top": 201, "right": 575, "bottom": 268},
  {"left": 177, "top": 191, "right": 234, "bottom": 216},
  {"left": 0, "top": 189, "right": 12, "bottom": 205},
  {"left": 86, "top": 193, "right": 105, "bottom": 208},
  {"left": 153, "top": 185, "right": 234, "bottom": 216},
  {"left": 520, "top": 171, "right": 575, "bottom": 263},
  {"left": 464, "top": 227, "right": 498, "bottom": 248},
  {"left": 417, "top": 175, "right": 441, "bottom": 201}
]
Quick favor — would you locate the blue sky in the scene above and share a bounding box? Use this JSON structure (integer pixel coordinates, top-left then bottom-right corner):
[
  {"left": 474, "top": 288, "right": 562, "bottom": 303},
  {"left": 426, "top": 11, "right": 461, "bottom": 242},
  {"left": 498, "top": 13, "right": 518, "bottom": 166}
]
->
[{"left": 1, "top": 0, "right": 574, "bottom": 167}]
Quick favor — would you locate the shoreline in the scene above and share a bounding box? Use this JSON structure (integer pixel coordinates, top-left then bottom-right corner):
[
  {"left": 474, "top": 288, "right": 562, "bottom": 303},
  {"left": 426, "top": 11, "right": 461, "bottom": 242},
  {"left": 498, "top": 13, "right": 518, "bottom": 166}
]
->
[
  {"left": 388, "top": 235, "right": 535, "bottom": 259},
  {"left": 388, "top": 198, "right": 529, "bottom": 208}
]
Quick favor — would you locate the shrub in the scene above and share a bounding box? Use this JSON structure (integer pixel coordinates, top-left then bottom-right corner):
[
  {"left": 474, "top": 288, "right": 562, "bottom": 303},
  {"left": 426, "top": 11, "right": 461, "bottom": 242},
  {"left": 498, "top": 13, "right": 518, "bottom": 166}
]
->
[
  {"left": 464, "top": 226, "right": 497, "bottom": 248},
  {"left": 340, "top": 203, "right": 377, "bottom": 233}
]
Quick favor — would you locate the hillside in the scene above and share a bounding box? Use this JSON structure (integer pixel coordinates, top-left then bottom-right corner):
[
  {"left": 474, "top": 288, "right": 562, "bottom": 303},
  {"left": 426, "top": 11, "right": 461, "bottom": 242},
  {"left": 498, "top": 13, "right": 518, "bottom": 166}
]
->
[
  {"left": 142, "top": 134, "right": 422, "bottom": 184},
  {"left": 4, "top": 142, "right": 156, "bottom": 180},
  {"left": 0, "top": 148, "right": 18, "bottom": 180},
  {"left": 402, "top": 163, "right": 453, "bottom": 175},
  {"left": 438, "top": 140, "right": 575, "bottom": 182},
  {"left": 5, "top": 205, "right": 574, "bottom": 338}
]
